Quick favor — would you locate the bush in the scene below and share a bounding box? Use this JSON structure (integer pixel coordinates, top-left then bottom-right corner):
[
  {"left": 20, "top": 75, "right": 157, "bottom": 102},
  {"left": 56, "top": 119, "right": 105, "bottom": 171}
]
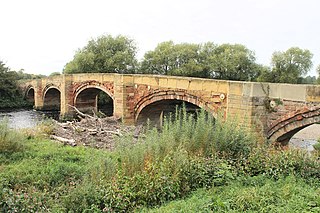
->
[
  {"left": 0, "top": 119, "right": 25, "bottom": 154},
  {"left": 313, "top": 140, "right": 320, "bottom": 157},
  {"left": 116, "top": 107, "right": 256, "bottom": 176},
  {"left": 238, "top": 146, "right": 320, "bottom": 180}
]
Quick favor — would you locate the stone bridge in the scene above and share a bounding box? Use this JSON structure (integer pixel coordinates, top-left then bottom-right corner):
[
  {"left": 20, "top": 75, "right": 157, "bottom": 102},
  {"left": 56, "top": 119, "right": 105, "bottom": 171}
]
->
[{"left": 19, "top": 73, "right": 320, "bottom": 144}]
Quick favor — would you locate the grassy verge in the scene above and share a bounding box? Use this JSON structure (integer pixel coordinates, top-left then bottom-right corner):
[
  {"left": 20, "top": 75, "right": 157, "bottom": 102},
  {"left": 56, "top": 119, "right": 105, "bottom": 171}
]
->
[
  {"left": 140, "top": 175, "right": 320, "bottom": 213},
  {"left": 0, "top": 109, "right": 319, "bottom": 212}
]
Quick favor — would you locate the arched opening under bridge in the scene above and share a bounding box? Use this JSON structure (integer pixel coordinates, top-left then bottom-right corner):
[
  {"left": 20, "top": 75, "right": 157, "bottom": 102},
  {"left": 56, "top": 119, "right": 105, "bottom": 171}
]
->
[
  {"left": 136, "top": 99, "right": 201, "bottom": 125},
  {"left": 267, "top": 107, "right": 320, "bottom": 147},
  {"left": 288, "top": 124, "right": 320, "bottom": 152},
  {"left": 25, "top": 87, "right": 35, "bottom": 106},
  {"left": 74, "top": 88, "right": 113, "bottom": 116},
  {"left": 43, "top": 87, "right": 61, "bottom": 111}
]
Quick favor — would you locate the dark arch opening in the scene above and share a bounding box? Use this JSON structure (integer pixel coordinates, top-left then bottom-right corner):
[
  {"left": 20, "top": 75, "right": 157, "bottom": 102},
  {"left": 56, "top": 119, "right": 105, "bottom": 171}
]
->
[
  {"left": 136, "top": 99, "right": 201, "bottom": 125},
  {"left": 43, "top": 88, "right": 61, "bottom": 111},
  {"left": 25, "top": 88, "right": 35, "bottom": 105},
  {"left": 75, "top": 88, "right": 113, "bottom": 116}
]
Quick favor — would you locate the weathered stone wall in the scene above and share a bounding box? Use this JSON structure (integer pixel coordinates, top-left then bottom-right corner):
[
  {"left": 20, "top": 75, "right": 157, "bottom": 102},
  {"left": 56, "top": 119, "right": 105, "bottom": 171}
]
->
[{"left": 18, "top": 74, "right": 320, "bottom": 142}]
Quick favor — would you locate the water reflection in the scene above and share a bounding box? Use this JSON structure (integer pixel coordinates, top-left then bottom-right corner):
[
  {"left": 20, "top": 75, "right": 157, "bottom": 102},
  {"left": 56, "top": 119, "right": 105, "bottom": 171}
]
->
[{"left": 0, "top": 110, "right": 59, "bottom": 129}]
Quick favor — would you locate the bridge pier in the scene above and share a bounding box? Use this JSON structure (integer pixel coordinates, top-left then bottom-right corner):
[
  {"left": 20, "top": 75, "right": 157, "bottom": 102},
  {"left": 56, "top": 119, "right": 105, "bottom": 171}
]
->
[
  {"left": 34, "top": 80, "right": 44, "bottom": 110},
  {"left": 113, "top": 75, "right": 135, "bottom": 124},
  {"left": 60, "top": 74, "right": 74, "bottom": 119}
]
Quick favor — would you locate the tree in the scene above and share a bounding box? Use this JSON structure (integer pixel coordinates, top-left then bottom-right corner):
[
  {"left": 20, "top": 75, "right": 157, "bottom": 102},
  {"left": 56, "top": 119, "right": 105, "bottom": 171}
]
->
[
  {"left": 208, "top": 44, "right": 260, "bottom": 81},
  {"left": 49, "top": 72, "right": 61, "bottom": 77},
  {"left": 0, "top": 61, "right": 19, "bottom": 99},
  {"left": 300, "top": 75, "right": 316, "bottom": 84},
  {"left": 140, "top": 41, "right": 209, "bottom": 77},
  {"left": 140, "top": 42, "right": 260, "bottom": 81},
  {"left": 259, "top": 47, "right": 313, "bottom": 83},
  {"left": 140, "top": 41, "right": 175, "bottom": 75},
  {"left": 63, "top": 35, "right": 138, "bottom": 74}
]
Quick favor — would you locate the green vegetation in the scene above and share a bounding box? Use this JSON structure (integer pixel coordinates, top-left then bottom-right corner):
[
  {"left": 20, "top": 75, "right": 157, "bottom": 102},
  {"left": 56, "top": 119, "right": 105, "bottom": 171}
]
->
[
  {"left": 139, "top": 42, "right": 262, "bottom": 81},
  {"left": 63, "top": 34, "right": 137, "bottom": 74},
  {"left": 62, "top": 34, "right": 319, "bottom": 84},
  {"left": 258, "top": 47, "right": 313, "bottom": 84},
  {"left": 0, "top": 119, "right": 25, "bottom": 154},
  {"left": 141, "top": 176, "right": 320, "bottom": 212},
  {"left": 0, "top": 109, "right": 320, "bottom": 212},
  {"left": 0, "top": 61, "right": 42, "bottom": 109},
  {"left": 314, "top": 139, "right": 320, "bottom": 157}
]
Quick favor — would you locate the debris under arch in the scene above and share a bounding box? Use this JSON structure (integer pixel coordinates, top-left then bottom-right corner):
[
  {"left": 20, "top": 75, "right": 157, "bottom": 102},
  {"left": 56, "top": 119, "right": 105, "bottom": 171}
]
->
[{"left": 50, "top": 106, "right": 143, "bottom": 150}]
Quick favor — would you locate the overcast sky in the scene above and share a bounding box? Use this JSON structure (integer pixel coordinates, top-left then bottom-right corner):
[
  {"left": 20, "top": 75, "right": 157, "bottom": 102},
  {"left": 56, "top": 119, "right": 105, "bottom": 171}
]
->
[{"left": 1, "top": 0, "right": 320, "bottom": 76}]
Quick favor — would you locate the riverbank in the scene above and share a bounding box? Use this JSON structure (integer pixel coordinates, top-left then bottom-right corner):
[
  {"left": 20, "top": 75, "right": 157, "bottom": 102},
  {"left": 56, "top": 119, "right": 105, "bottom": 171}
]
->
[
  {"left": 0, "top": 97, "right": 32, "bottom": 110},
  {"left": 0, "top": 110, "right": 319, "bottom": 212}
]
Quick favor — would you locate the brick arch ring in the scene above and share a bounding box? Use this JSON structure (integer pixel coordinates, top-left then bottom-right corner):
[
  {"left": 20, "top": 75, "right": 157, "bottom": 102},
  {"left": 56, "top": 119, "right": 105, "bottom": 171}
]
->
[
  {"left": 267, "top": 107, "right": 320, "bottom": 144},
  {"left": 43, "top": 84, "right": 61, "bottom": 99},
  {"left": 73, "top": 84, "right": 114, "bottom": 106},
  {"left": 24, "top": 85, "right": 35, "bottom": 98},
  {"left": 134, "top": 90, "right": 219, "bottom": 121}
]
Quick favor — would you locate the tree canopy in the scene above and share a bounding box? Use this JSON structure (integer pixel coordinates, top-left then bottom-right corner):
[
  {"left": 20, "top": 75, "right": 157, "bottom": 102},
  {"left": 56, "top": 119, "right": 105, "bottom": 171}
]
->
[
  {"left": 0, "top": 61, "right": 43, "bottom": 108},
  {"left": 63, "top": 35, "right": 138, "bottom": 74},
  {"left": 139, "top": 41, "right": 208, "bottom": 77},
  {"left": 139, "top": 42, "right": 262, "bottom": 81},
  {"left": 207, "top": 44, "right": 261, "bottom": 81},
  {"left": 0, "top": 61, "right": 19, "bottom": 99},
  {"left": 3, "top": 34, "right": 318, "bottom": 86},
  {"left": 258, "top": 47, "right": 313, "bottom": 84}
]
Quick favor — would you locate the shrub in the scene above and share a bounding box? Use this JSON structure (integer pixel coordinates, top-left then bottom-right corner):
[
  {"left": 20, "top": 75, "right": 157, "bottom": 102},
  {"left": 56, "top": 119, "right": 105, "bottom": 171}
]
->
[
  {"left": 0, "top": 187, "right": 49, "bottom": 212},
  {"left": 211, "top": 114, "right": 256, "bottom": 159},
  {"left": 313, "top": 140, "right": 320, "bottom": 157},
  {"left": 0, "top": 119, "right": 25, "bottom": 154},
  {"left": 239, "top": 146, "right": 320, "bottom": 180}
]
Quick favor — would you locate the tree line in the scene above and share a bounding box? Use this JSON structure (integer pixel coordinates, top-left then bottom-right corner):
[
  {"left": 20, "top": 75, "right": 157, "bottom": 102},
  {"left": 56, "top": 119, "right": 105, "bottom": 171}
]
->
[
  {"left": 63, "top": 34, "right": 318, "bottom": 84},
  {"left": 0, "top": 61, "right": 44, "bottom": 108},
  {"left": 0, "top": 33, "right": 319, "bottom": 108}
]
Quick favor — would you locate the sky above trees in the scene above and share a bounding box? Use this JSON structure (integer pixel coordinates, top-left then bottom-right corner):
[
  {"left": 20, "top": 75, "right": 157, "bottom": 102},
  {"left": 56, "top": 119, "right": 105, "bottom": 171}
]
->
[{"left": 1, "top": 0, "right": 320, "bottom": 76}]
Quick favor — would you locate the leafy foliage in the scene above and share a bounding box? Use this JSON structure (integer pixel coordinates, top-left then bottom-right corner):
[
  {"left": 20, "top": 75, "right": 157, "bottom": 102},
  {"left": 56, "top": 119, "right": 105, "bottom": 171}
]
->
[
  {"left": 140, "top": 41, "right": 262, "bottom": 81},
  {"left": 0, "top": 61, "right": 20, "bottom": 100},
  {"left": 258, "top": 47, "right": 313, "bottom": 83},
  {"left": 208, "top": 43, "right": 261, "bottom": 81},
  {"left": 0, "top": 109, "right": 320, "bottom": 212},
  {"left": 0, "top": 119, "right": 25, "bottom": 154},
  {"left": 143, "top": 176, "right": 320, "bottom": 213},
  {"left": 63, "top": 34, "right": 138, "bottom": 74},
  {"left": 0, "top": 61, "right": 37, "bottom": 109}
]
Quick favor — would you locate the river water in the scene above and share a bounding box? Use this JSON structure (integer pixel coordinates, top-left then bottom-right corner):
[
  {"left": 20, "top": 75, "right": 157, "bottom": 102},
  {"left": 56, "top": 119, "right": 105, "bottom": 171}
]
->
[
  {"left": 0, "top": 110, "right": 318, "bottom": 151},
  {"left": 0, "top": 109, "right": 57, "bottom": 129}
]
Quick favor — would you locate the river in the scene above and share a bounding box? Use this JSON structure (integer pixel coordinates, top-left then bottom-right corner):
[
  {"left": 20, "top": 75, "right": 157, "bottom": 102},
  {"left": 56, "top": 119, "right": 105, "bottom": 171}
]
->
[
  {"left": 0, "top": 110, "right": 318, "bottom": 151},
  {"left": 0, "top": 109, "right": 58, "bottom": 129}
]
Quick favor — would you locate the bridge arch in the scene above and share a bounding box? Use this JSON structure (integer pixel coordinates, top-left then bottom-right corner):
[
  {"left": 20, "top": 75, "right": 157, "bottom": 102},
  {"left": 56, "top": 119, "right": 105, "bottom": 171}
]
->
[
  {"left": 267, "top": 107, "right": 320, "bottom": 145},
  {"left": 134, "top": 90, "right": 219, "bottom": 124},
  {"left": 43, "top": 84, "right": 61, "bottom": 110},
  {"left": 74, "top": 85, "right": 114, "bottom": 116},
  {"left": 25, "top": 85, "right": 35, "bottom": 104}
]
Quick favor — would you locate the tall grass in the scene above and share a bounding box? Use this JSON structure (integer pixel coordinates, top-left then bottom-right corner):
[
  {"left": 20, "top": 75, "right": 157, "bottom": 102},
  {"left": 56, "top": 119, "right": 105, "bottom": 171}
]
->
[
  {"left": 1, "top": 108, "right": 320, "bottom": 212},
  {"left": 0, "top": 118, "right": 25, "bottom": 154},
  {"left": 116, "top": 107, "right": 256, "bottom": 176},
  {"left": 141, "top": 175, "right": 320, "bottom": 213}
]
